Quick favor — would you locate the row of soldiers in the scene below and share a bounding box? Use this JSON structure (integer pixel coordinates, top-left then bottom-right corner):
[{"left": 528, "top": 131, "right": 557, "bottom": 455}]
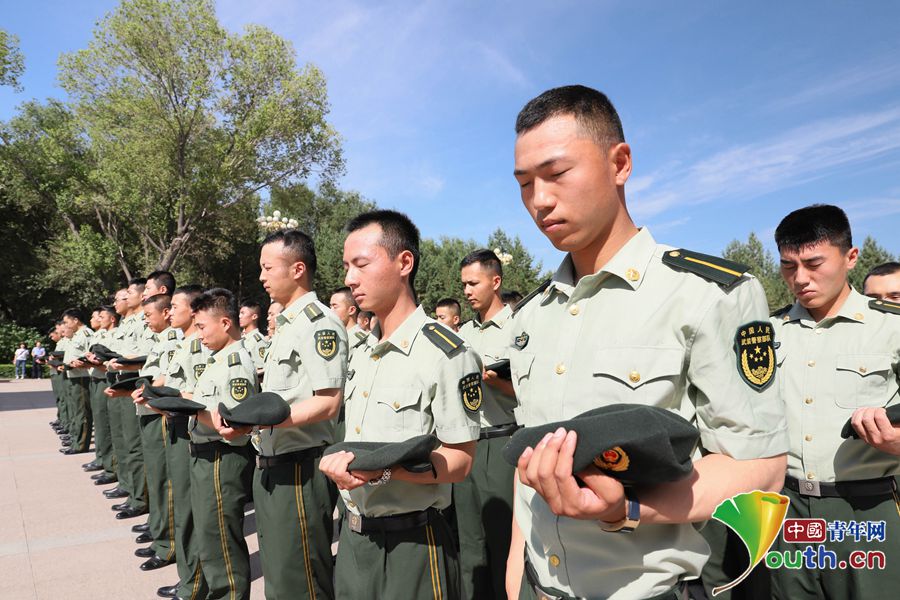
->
[{"left": 44, "top": 85, "right": 900, "bottom": 600}]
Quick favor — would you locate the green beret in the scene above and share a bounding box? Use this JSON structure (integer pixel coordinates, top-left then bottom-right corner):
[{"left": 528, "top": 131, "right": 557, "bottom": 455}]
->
[
  {"left": 502, "top": 404, "right": 699, "bottom": 485},
  {"left": 108, "top": 375, "right": 150, "bottom": 392},
  {"left": 217, "top": 392, "right": 290, "bottom": 427},
  {"left": 485, "top": 359, "right": 511, "bottom": 380},
  {"left": 841, "top": 405, "right": 900, "bottom": 438},
  {"left": 141, "top": 384, "right": 182, "bottom": 400},
  {"left": 116, "top": 355, "right": 148, "bottom": 365},
  {"left": 148, "top": 395, "right": 206, "bottom": 415},
  {"left": 324, "top": 434, "right": 440, "bottom": 473},
  {"left": 90, "top": 344, "right": 122, "bottom": 361}
]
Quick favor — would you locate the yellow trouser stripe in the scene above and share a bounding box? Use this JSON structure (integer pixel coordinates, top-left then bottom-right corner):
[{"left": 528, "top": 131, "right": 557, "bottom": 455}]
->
[
  {"left": 213, "top": 451, "right": 237, "bottom": 600},
  {"left": 189, "top": 561, "right": 202, "bottom": 600},
  {"left": 683, "top": 255, "right": 742, "bottom": 277},
  {"left": 294, "top": 463, "right": 317, "bottom": 600},
  {"left": 425, "top": 523, "right": 442, "bottom": 600},
  {"left": 162, "top": 418, "right": 176, "bottom": 561}
]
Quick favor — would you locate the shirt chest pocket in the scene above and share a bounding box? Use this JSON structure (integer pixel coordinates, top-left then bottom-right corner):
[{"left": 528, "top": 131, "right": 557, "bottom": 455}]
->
[
  {"left": 592, "top": 347, "right": 684, "bottom": 407},
  {"left": 197, "top": 380, "right": 217, "bottom": 403},
  {"left": 268, "top": 351, "right": 301, "bottom": 391},
  {"left": 834, "top": 354, "right": 893, "bottom": 408},
  {"left": 371, "top": 386, "right": 423, "bottom": 435}
]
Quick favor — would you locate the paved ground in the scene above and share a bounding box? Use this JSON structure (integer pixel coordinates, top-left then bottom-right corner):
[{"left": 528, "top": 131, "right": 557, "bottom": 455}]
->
[{"left": 0, "top": 378, "right": 265, "bottom": 600}]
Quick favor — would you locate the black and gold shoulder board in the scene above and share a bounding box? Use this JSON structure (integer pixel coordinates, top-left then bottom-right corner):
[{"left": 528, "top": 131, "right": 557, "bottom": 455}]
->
[
  {"left": 870, "top": 299, "right": 900, "bottom": 315},
  {"left": 254, "top": 332, "right": 264, "bottom": 343},
  {"left": 190, "top": 339, "right": 202, "bottom": 354},
  {"left": 168, "top": 329, "right": 178, "bottom": 340},
  {"left": 770, "top": 303, "right": 792, "bottom": 318},
  {"left": 662, "top": 249, "right": 749, "bottom": 287},
  {"left": 422, "top": 323, "right": 465, "bottom": 357},
  {"left": 512, "top": 278, "right": 552, "bottom": 315},
  {"left": 354, "top": 330, "right": 368, "bottom": 344},
  {"left": 227, "top": 352, "right": 241, "bottom": 367},
  {"left": 303, "top": 302, "right": 325, "bottom": 322}
]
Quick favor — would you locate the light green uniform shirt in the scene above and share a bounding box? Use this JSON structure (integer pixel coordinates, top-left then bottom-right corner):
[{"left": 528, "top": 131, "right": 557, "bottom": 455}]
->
[
  {"left": 458, "top": 304, "right": 517, "bottom": 427},
  {"left": 773, "top": 288, "right": 900, "bottom": 483},
  {"left": 136, "top": 327, "right": 183, "bottom": 416},
  {"left": 190, "top": 339, "right": 258, "bottom": 446},
  {"left": 510, "top": 228, "right": 789, "bottom": 600},
  {"left": 242, "top": 328, "right": 269, "bottom": 371},
  {"left": 166, "top": 332, "right": 210, "bottom": 394},
  {"left": 340, "top": 306, "right": 482, "bottom": 518},
  {"left": 64, "top": 325, "right": 94, "bottom": 379},
  {"left": 256, "top": 292, "right": 348, "bottom": 456},
  {"left": 87, "top": 329, "right": 110, "bottom": 379}
]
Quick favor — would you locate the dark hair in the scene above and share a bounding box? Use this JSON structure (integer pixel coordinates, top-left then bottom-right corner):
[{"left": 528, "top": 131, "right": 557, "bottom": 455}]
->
[
  {"left": 99, "top": 305, "right": 120, "bottom": 324},
  {"left": 516, "top": 85, "right": 625, "bottom": 149},
  {"left": 435, "top": 298, "right": 461, "bottom": 316},
  {"left": 261, "top": 229, "right": 317, "bottom": 279},
  {"left": 191, "top": 288, "right": 239, "bottom": 323},
  {"left": 864, "top": 261, "right": 900, "bottom": 286},
  {"left": 173, "top": 284, "right": 205, "bottom": 305},
  {"left": 331, "top": 286, "right": 359, "bottom": 310},
  {"left": 345, "top": 210, "right": 421, "bottom": 291},
  {"left": 146, "top": 270, "right": 176, "bottom": 295},
  {"left": 142, "top": 293, "right": 172, "bottom": 310},
  {"left": 774, "top": 204, "right": 853, "bottom": 253},
  {"left": 358, "top": 310, "right": 374, "bottom": 322},
  {"left": 240, "top": 299, "right": 264, "bottom": 318},
  {"left": 501, "top": 290, "right": 523, "bottom": 307},
  {"left": 460, "top": 249, "right": 503, "bottom": 278},
  {"left": 61, "top": 308, "right": 84, "bottom": 323},
  {"left": 128, "top": 277, "right": 147, "bottom": 290}
]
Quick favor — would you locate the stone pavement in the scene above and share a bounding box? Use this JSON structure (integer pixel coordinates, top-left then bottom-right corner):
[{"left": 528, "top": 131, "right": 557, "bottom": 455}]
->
[{"left": 0, "top": 378, "right": 265, "bottom": 600}]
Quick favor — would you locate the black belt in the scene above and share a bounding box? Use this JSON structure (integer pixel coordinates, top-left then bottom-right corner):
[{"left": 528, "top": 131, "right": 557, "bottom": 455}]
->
[
  {"left": 345, "top": 507, "right": 438, "bottom": 535},
  {"left": 255, "top": 446, "right": 325, "bottom": 470},
  {"left": 480, "top": 423, "right": 520, "bottom": 440},
  {"left": 189, "top": 440, "right": 251, "bottom": 459},
  {"left": 785, "top": 475, "right": 897, "bottom": 498}
]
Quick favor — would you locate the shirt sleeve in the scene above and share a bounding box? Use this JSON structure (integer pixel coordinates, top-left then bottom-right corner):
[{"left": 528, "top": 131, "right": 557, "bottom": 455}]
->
[
  {"left": 430, "top": 347, "right": 482, "bottom": 444},
  {"left": 295, "top": 318, "right": 348, "bottom": 391}
]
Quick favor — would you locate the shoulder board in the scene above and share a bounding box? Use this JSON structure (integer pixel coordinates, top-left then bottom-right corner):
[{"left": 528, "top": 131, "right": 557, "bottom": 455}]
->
[
  {"left": 421, "top": 323, "right": 465, "bottom": 357},
  {"left": 770, "top": 303, "right": 792, "bottom": 318},
  {"left": 661, "top": 249, "right": 749, "bottom": 287},
  {"left": 512, "top": 278, "right": 552, "bottom": 315},
  {"left": 168, "top": 330, "right": 178, "bottom": 340},
  {"left": 254, "top": 332, "right": 264, "bottom": 343},
  {"left": 354, "top": 330, "right": 368, "bottom": 343},
  {"left": 190, "top": 339, "right": 202, "bottom": 353},
  {"left": 870, "top": 299, "right": 900, "bottom": 315},
  {"left": 303, "top": 302, "right": 324, "bottom": 322},
  {"left": 227, "top": 352, "right": 241, "bottom": 367}
]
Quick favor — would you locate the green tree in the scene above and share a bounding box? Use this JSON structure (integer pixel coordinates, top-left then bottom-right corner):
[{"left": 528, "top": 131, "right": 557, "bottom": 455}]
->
[
  {"left": 722, "top": 233, "right": 792, "bottom": 311},
  {"left": 418, "top": 237, "right": 480, "bottom": 317},
  {"left": 57, "top": 0, "right": 343, "bottom": 274},
  {"left": 0, "top": 29, "right": 25, "bottom": 90},
  {"left": 486, "top": 228, "right": 547, "bottom": 297},
  {"left": 850, "top": 236, "right": 896, "bottom": 292}
]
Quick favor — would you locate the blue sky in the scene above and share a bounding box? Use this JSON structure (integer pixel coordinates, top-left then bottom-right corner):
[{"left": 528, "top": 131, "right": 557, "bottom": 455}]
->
[{"left": 3, "top": 0, "right": 900, "bottom": 271}]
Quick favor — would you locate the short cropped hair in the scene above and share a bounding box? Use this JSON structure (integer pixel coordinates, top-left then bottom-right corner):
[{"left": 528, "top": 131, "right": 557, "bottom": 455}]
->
[
  {"left": 460, "top": 249, "right": 503, "bottom": 278},
  {"left": 261, "top": 229, "right": 317, "bottom": 279},
  {"left": 240, "top": 299, "right": 264, "bottom": 318},
  {"left": 191, "top": 288, "right": 239, "bottom": 323},
  {"left": 864, "top": 262, "right": 900, "bottom": 286},
  {"left": 146, "top": 270, "right": 176, "bottom": 295},
  {"left": 516, "top": 85, "right": 625, "bottom": 149},
  {"left": 173, "top": 284, "right": 205, "bottom": 305},
  {"left": 142, "top": 293, "right": 172, "bottom": 310},
  {"left": 435, "top": 298, "right": 461, "bottom": 316},
  {"left": 501, "top": 290, "right": 523, "bottom": 307},
  {"left": 345, "top": 210, "right": 421, "bottom": 291},
  {"left": 358, "top": 310, "right": 374, "bottom": 322},
  {"left": 61, "top": 308, "right": 84, "bottom": 323},
  {"left": 332, "top": 286, "right": 358, "bottom": 310},
  {"left": 128, "top": 277, "right": 147, "bottom": 291},
  {"left": 99, "top": 305, "right": 120, "bottom": 324},
  {"left": 774, "top": 204, "right": 853, "bottom": 253}
]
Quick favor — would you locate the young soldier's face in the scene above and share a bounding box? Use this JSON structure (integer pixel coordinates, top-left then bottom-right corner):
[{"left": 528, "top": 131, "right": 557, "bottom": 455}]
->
[
  {"left": 514, "top": 114, "right": 630, "bottom": 256},
  {"left": 90, "top": 311, "right": 101, "bottom": 329},
  {"left": 98, "top": 311, "right": 115, "bottom": 329},
  {"left": 126, "top": 285, "right": 144, "bottom": 310},
  {"left": 62, "top": 315, "right": 79, "bottom": 332},
  {"left": 863, "top": 272, "right": 900, "bottom": 302},
  {"left": 238, "top": 306, "right": 258, "bottom": 330},
  {"left": 143, "top": 303, "right": 170, "bottom": 334},
  {"left": 329, "top": 293, "right": 355, "bottom": 324},
  {"left": 194, "top": 309, "right": 230, "bottom": 351},
  {"left": 343, "top": 224, "right": 413, "bottom": 314},
  {"left": 259, "top": 241, "right": 302, "bottom": 305},
  {"left": 779, "top": 241, "right": 858, "bottom": 310},
  {"left": 434, "top": 307, "right": 460, "bottom": 330},
  {"left": 143, "top": 278, "right": 163, "bottom": 300},
  {"left": 267, "top": 303, "right": 283, "bottom": 333},
  {"left": 461, "top": 263, "right": 500, "bottom": 313},
  {"left": 114, "top": 290, "right": 129, "bottom": 315},
  {"left": 169, "top": 293, "right": 193, "bottom": 330}
]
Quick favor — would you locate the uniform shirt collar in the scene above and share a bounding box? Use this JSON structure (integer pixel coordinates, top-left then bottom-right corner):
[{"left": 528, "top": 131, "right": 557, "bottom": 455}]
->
[
  {"left": 546, "top": 227, "right": 657, "bottom": 303},
  {"left": 369, "top": 305, "right": 427, "bottom": 357},
  {"left": 278, "top": 291, "right": 319, "bottom": 326},
  {"left": 784, "top": 286, "right": 869, "bottom": 326},
  {"left": 242, "top": 328, "right": 260, "bottom": 338},
  {"left": 474, "top": 304, "right": 513, "bottom": 330},
  {"left": 212, "top": 338, "right": 244, "bottom": 363}
]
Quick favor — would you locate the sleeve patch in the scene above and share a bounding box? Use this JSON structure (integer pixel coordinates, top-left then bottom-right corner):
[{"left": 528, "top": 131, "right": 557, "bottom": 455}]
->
[
  {"left": 734, "top": 321, "right": 776, "bottom": 391},
  {"left": 230, "top": 378, "right": 250, "bottom": 401},
  {"left": 315, "top": 330, "right": 338, "bottom": 360},
  {"left": 459, "top": 372, "right": 483, "bottom": 413}
]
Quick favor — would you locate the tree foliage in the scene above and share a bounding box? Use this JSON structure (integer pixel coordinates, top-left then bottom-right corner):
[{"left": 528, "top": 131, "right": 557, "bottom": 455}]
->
[
  {"left": 0, "top": 29, "right": 25, "bottom": 91},
  {"left": 850, "top": 236, "right": 896, "bottom": 292},
  {"left": 722, "top": 233, "right": 792, "bottom": 311}
]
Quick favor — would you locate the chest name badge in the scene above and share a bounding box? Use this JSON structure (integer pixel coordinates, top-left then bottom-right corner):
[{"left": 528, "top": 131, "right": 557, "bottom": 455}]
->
[
  {"left": 315, "top": 330, "right": 338, "bottom": 360},
  {"left": 734, "top": 321, "right": 776, "bottom": 391}
]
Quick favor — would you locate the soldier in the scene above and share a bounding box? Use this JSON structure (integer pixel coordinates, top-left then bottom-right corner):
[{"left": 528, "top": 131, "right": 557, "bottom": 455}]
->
[
  {"left": 331, "top": 286, "right": 367, "bottom": 348},
  {"left": 131, "top": 292, "right": 182, "bottom": 571},
  {"left": 239, "top": 299, "right": 269, "bottom": 372},
  {"left": 434, "top": 298, "right": 462, "bottom": 332},
  {"left": 501, "top": 291, "right": 523, "bottom": 310},
  {"left": 186, "top": 288, "right": 257, "bottom": 600},
  {"left": 47, "top": 326, "right": 64, "bottom": 430},
  {"left": 217, "top": 229, "right": 347, "bottom": 600},
  {"left": 766, "top": 205, "right": 900, "bottom": 599},
  {"left": 455, "top": 249, "right": 519, "bottom": 599},
  {"left": 357, "top": 310, "right": 374, "bottom": 332},
  {"left": 266, "top": 302, "right": 284, "bottom": 339},
  {"left": 863, "top": 261, "right": 900, "bottom": 301},
  {"left": 61, "top": 308, "right": 94, "bottom": 454},
  {"left": 320, "top": 210, "right": 482, "bottom": 600},
  {"left": 506, "top": 85, "right": 788, "bottom": 600},
  {"left": 83, "top": 305, "right": 119, "bottom": 485}
]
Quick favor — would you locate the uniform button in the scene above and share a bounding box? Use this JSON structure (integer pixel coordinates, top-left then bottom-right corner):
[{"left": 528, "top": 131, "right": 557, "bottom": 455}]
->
[
  {"left": 393, "top": 401, "right": 400, "bottom": 409},
  {"left": 668, "top": 251, "right": 681, "bottom": 258},
  {"left": 362, "top": 391, "right": 368, "bottom": 398},
  {"left": 782, "top": 314, "right": 790, "bottom": 321},
  {"left": 625, "top": 268, "right": 640, "bottom": 282},
  {"left": 549, "top": 554, "right": 560, "bottom": 567},
  {"left": 854, "top": 312, "right": 864, "bottom": 320},
  {"left": 805, "top": 434, "right": 813, "bottom": 442},
  {"left": 401, "top": 340, "right": 409, "bottom": 348},
  {"left": 372, "top": 355, "right": 380, "bottom": 361},
  {"left": 859, "top": 366, "right": 867, "bottom": 374},
  {"left": 807, "top": 360, "right": 815, "bottom": 367},
  {"left": 555, "top": 363, "right": 566, "bottom": 375},
  {"left": 807, "top": 472, "right": 816, "bottom": 480},
  {"left": 804, "top": 397, "right": 813, "bottom": 404},
  {"left": 814, "top": 328, "right": 823, "bottom": 335},
  {"left": 347, "top": 501, "right": 356, "bottom": 508},
  {"left": 628, "top": 371, "right": 641, "bottom": 383},
  {"left": 354, "top": 426, "right": 361, "bottom": 434},
  {"left": 569, "top": 305, "right": 580, "bottom": 316}
]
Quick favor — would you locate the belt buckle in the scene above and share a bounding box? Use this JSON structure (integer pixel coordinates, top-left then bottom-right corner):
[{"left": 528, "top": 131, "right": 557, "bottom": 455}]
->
[
  {"left": 255, "top": 455, "right": 263, "bottom": 470},
  {"left": 348, "top": 513, "right": 362, "bottom": 534},
  {"left": 800, "top": 480, "right": 821, "bottom": 497}
]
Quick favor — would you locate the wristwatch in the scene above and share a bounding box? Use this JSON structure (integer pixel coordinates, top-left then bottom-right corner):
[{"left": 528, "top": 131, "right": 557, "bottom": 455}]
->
[
  {"left": 600, "top": 487, "right": 640, "bottom": 533},
  {"left": 367, "top": 468, "right": 392, "bottom": 487}
]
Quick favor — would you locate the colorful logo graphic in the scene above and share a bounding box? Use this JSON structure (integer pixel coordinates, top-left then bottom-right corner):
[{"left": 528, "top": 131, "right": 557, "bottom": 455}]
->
[{"left": 710, "top": 490, "right": 790, "bottom": 596}]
